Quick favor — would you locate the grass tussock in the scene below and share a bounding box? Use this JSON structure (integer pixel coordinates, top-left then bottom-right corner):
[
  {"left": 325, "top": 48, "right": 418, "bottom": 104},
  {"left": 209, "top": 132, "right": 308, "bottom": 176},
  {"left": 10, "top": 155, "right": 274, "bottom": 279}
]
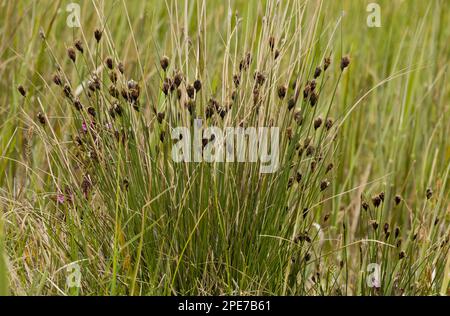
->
[{"left": 0, "top": 0, "right": 449, "bottom": 296}]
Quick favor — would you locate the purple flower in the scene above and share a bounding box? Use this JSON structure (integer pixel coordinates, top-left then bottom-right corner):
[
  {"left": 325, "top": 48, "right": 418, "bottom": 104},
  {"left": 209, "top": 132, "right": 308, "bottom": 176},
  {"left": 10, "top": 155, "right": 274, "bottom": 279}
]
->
[
  {"left": 82, "top": 121, "right": 88, "bottom": 132},
  {"left": 56, "top": 194, "right": 65, "bottom": 204}
]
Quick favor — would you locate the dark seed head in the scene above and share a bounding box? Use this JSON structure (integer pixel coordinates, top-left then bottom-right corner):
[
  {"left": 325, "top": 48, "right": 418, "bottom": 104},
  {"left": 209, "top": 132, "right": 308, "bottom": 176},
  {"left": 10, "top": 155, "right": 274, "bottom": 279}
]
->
[
  {"left": 87, "top": 107, "right": 96, "bottom": 117},
  {"left": 193, "top": 79, "right": 202, "bottom": 92},
  {"left": 371, "top": 221, "right": 379, "bottom": 230},
  {"left": 426, "top": 188, "right": 433, "bottom": 200},
  {"left": 74, "top": 40, "right": 83, "bottom": 53},
  {"left": 37, "top": 112, "right": 46, "bottom": 125},
  {"left": 323, "top": 57, "right": 331, "bottom": 71},
  {"left": 94, "top": 29, "right": 102, "bottom": 42},
  {"left": 73, "top": 99, "right": 83, "bottom": 111},
  {"left": 314, "top": 67, "right": 322, "bottom": 79},
  {"left": 287, "top": 98, "right": 296, "bottom": 111},
  {"left": 186, "top": 84, "right": 195, "bottom": 99},
  {"left": 173, "top": 72, "right": 183, "bottom": 87},
  {"left": 109, "top": 85, "right": 119, "bottom": 98},
  {"left": 372, "top": 195, "right": 381, "bottom": 208},
  {"left": 67, "top": 47, "right": 76, "bottom": 63},
  {"left": 399, "top": 251, "right": 406, "bottom": 260},
  {"left": 394, "top": 194, "right": 402, "bottom": 205},
  {"left": 53, "top": 74, "right": 62, "bottom": 86},
  {"left": 268, "top": 36, "right": 275, "bottom": 51},
  {"left": 255, "top": 71, "right": 265, "bottom": 85},
  {"left": 233, "top": 74, "right": 240, "bottom": 88},
  {"left": 314, "top": 117, "right": 323, "bottom": 130},
  {"left": 325, "top": 118, "right": 334, "bottom": 130},
  {"left": 362, "top": 201, "right": 369, "bottom": 211},
  {"left": 17, "top": 85, "right": 26, "bottom": 97},
  {"left": 274, "top": 49, "right": 280, "bottom": 60},
  {"left": 162, "top": 78, "right": 171, "bottom": 96},
  {"left": 118, "top": 62, "right": 125, "bottom": 74},
  {"left": 157, "top": 112, "right": 165, "bottom": 124},
  {"left": 326, "top": 163, "right": 334, "bottom": 174},
  {"left": 379, "top": 192, "right": 385, "bottom": 201},
  {"left": 296, "top": 172, "right": 302, "bottom": 183},
  {"left": 63, "top": 84, "right": 73, "bottom": 99},
  {"left": 160, "top": 56, "right": 169, "bottom": 71},
  {"left": 394, "top": 227, "right": 400, "bottom": 239},
  {"left": 109, "top": 71, "right": 118, "bottom": 84},
  {"left": 105, "top": 57, "right": 114, "bottom": 70},
  {"left": 340, "top": 55, "right": 350, "bottom": 71},
  {"left": 277, "top": 85, "right": 287, "bottom": 99},
  {"left": 320, "top": 179, "right": 330, "bottom": 191},
  {"left": 384, "top": 223, "right": 389, "bottom": 234},
  {"left": 309, "top": 91, "right": 318, "bottom": 107}
]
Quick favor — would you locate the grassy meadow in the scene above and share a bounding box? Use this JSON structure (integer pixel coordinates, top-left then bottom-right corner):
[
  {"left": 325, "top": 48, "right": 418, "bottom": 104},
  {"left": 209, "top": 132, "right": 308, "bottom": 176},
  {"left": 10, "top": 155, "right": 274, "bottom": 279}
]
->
[{"left": 0, "top": 0, "right": 449, "bottom": 295}]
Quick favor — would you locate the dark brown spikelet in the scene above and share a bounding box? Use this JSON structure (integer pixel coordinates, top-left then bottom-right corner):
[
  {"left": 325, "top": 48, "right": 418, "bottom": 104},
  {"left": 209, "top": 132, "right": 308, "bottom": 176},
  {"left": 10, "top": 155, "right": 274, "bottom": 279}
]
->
[
  {"left": 94, "top": 29, "right": 102, "bottom": 42},
  {"left": 362, "top": 201, "right": 369, "bottom": 211},
  {"left": 323, "top": 57, "right": 331, "bottom": 71},
  {"left": 18, "top": 85, "right": 26, "bottom": 97},
  {"left": 287, "top": 177, "right": 294, "bottom": 188},
  {"left": 304, "top": 253, "right": 311, "bottom": 262},
  {"left": 233, "top": 74, "right": 240, "bottom": 88},
  {"left": 278, "top": 85, "right": 287, "bottom": 99},
  {"left": 287, "top": 98, "right": 296, "bottom": 111},
  {"left": 383, "top": 223, "right": 389, "bottom": 234},
  {"left": 371, "top": 221, "right": 379, "bottom": 231},
  {"left": 118, "top": 62, "right": 125, "bottom": 74},
  {"left": 394, "top": 227, "right": 400, "bottom": 239},
  {"left": 87, "top": 107, "right": 96, "bottom": 117},
  {"left": 309, "top": 91, "right": 318, "bottom": 107},
  {"left": 160, "top": 56, "right": 169, "bottom": 71},
  {"left": 326, "top": 163, "right": 334, "bottom": 174},
  {"left": 63, "top": 84, "right": 73, "bottom": 99},
  {"left": 394, "top": 195, "right": 402, "bottom": 205},
  {"left": 185, "top": 100, "right": 195, "bottom": 115},
  {"left": 268, "top": 36, "right": 275, "bottom": 51},
  {"left": 114, "top": 103, "right": 123, "bottom": 116},
  {"left": 67, "top": 47, "right": 76, "bottom": 63},
  {"left": 286, "top": 127, "right": 292, "bottom": 141},
  {"left": 157, "top": 112, "right": 165, "bottom": 124},
  {"left": 306, "top": 145, "right": 315, "bottom": 156},
  {"left": 193, "top": 79, "right": 202, "bottom": 92},
  {"left": 109, "top": 71, "right": 118, "bottom": 84},
  {"left": 88, "top": 77, "right": 101, "bottom": 92},
  {"left": 53, "top": 74, "right": 62, "bottom": 86},
  {"left": 320, "top": 179, "right": 330, "bottom": 191},
  {"left": 73, "top": 99, "right": 83, "bottom": 111},
  {"left": 162, "top": 78, "right": 171, "bottom": 96},
  {"left": 325, "top": 118, "right": 334, "bottom": 130},
  {"left": 340, "top": 55, "right": 350, "bottom": 71},
  {"left": 254, "top": 71, "right": 265, "bottom": 85},
  {"left": 372, "top": 195, "right": 381, "bottom": 208},
  {"left": 173, "top": 72, "right": 183, "bottom": 88},
  {"left": 426, "top": 188, "right": 433, "bottom": 200},
  {"left": 314, "top": 67, "right": 322, "bottom": 79},
  {"left": 310, "top": 80, "right": 317, "bottom": 91},
  {"left": 109, "top": 85, "right": 119, "bottom": 98},
  {"left": 398, "top": 251, "right": 406, "bottom": 260},
  {"left": 74, "top": 40, "right": 83, "bottom": 53},
  {"left": 105, "top": 57, "right": 114, "bottom": 70},
  {"left": 310, "top": 160, "right": 317, "bottom": 172},
  {"left": 186, "top": 84, "right": 195, "bottom": 99},
  {"left": 274, "top": 49, "right": 280, "bottom": 60},
  {"left": 296, "top": 172, "right": 302, "bottom": 183},
  {"left": 37, "top": 112, "right": 46, "bottom": 125},
  {"left": 294, "top": 110, "right": 303, "bottom": 125},
  {"left": 314, "top": 117, "right": 323, "bottom": 130}
]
